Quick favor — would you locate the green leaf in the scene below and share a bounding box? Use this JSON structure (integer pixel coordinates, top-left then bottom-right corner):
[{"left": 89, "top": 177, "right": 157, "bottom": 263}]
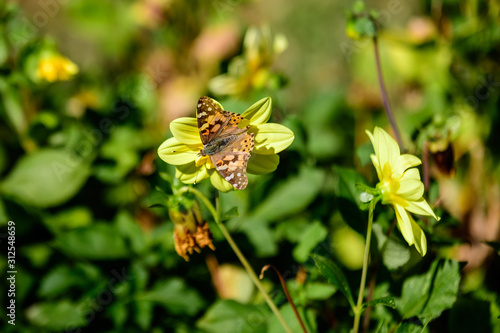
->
[
  {"left": 109, "top": 301, "right": 128, "bottom": 329},
  {"left": 241, "top": 221, "right": 277, "bottom": 257},
  {"left": 38, "top": 266, "right": 83, "bottom": 298},
  {"left": 312, "top": 254, "right": 355, "bottom": 309},
  {"left": 1, "top": 149, "right": 91, "bottom": 208},
  {"left": 373, "top": 224, "right": 411, "bottom": 271},
  {"left": 0, "top": 77, "right": 27, "bottom": 135},
  {"left": 305, "top": 282, "right": 337, "bottom": 300},
  {"left": 333, "top": 166, "right": 369, "bottom": 233},
  {"left": 134, "top": 300, "right": 153, "bottom": 331},
  {"left": 398, "top": 260, "right": 460, "bottom": 322},
  {"left": 54, "top": 223, "right": 129, "bottom": 259},
  {"left": 245, "top": 166, "right": 324, "bottom": 224},
  {"left": 42, "top": 206, "right": 93, "bottom": 233},
  {"left": 363, "top": 296, "right": 396, "bottom": 310},
  {"left": 144, "top": 189, "right": 170, "bottom": 208},
  {"left": 197, "top": 300, "right": 269, "bottom": 333},
  {"left": 26, "top": 300, "right": 87, "bottom": 330},
  {"left": 239, "top": 167, "right": 324, "bottom": 257},
  {"left": 115, "top": 210, "right": 147, "bottom": 254},
  {"left": 419, "top": 260, "right": 460, "bottom": 319},
  {"left": 136, "top": 278, "right": 204, "bottom": 316},
  {"left": 293, "top": 220, "right": 328, "bottom": 262},
  {"left": 221, "top": 206, "right": 239, "bottom": 222},
  {"left": 395, "top": 321, "right": 425, "bottom": 333},
  {"left": 268, "top": 303, "right": 317, "bottom": 333}
]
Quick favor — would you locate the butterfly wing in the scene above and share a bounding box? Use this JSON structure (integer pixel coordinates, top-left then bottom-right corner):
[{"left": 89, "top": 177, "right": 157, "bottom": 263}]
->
[
  {"left": 197, "top": 96, "right": 249, "bottom": 145},
  {"left": 210, "top": 132, "right": 255, "bottom": 189}
]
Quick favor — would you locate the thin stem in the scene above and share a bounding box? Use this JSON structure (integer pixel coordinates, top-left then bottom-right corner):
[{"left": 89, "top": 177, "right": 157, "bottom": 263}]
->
[
  {"left": 260, "top": 265, "right": 308, "bottom": 333},
  {"left": 362, "top": 265, "right": 377, "bottom": 333},
  {"left": 373, "top": 37, "right": 403, "bottom": 148},
  {"left": 185, "top": 187, "right": 292, "bottom": 333},
  {"left": 353, "top": 199, "right": 376, "bottom": 333},
  {"left": 179, "top": 187, "right": 217, "bottom": 219}
]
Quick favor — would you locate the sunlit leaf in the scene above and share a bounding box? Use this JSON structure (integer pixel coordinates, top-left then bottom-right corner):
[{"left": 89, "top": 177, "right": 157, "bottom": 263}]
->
[{"left": 312, "top": 254, "right": 355, "bottom": 309}]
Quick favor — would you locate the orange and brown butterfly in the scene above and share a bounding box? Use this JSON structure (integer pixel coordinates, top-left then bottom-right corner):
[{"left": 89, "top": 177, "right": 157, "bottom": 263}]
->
[{"left": 197, "top": 96, "right": 255, "bottom": 190}]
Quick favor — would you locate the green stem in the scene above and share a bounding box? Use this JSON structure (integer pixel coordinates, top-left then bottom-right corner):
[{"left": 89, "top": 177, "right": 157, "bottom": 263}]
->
[
  {"left": 373, "top": 37, "right": 403, "bottom": 149},
  {"left": 353, "top": 199, "right": 376, "bottom": 333},
  {"left": 184, "top": 187, "right": 293, "bottom": 333}
]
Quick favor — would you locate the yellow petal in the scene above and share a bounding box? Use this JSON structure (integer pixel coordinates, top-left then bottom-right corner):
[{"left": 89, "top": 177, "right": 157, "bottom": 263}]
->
[
  {"left": 208, "top": 75, "right": 241, "bottom": 96},
  {"left": 405, "top": 198, "right": 440, "bottom": 221},
  {"left": 392, "top": 154, "right": 421, "bottom": 179},
  {"left": 210, "top": 172, "right": 235, "bottom": 192},
  {"left": 247, "top": 153, "right": 279, "bottom": 175},
  {"left": 400, "top": 168, "right": 421, "bottom": 182},
  {"left": 176, "top": 163, "right": 209, "bottom": 184},
  {"left": 397, "top": 178, "right": 424, "bottom": 201},
  {"left": 394, "top": 204, "right": 415, "bottom": 246},
  {"left": 252, "top": 123, "right": 294, "bottom": 155},
  {"left": 370, "top": 154, "right": 382, "bottom": 181},
  {"left": 170, "top": 118, "right": 201, "bottom": 145},
  {"left": 241, "top": 97, "right": 272, "bottom": 125},
  {"left": 374, "top": 127, "right": 400, "bottom": 169},
  {"left": 158, "top": 138, "right": 199, "bottom": 165},
  {"left": 410, "top": 216, "right": 427, "bottom": 256}
]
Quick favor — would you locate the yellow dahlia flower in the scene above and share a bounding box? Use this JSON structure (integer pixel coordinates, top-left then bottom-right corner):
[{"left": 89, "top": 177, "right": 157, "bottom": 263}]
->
[
  {"left": 366, "top": 127, "right": 440, "bottom": 256},
  {"left": 37, "top": 54, "right": 79, "bottom": 82},
  {"left": 158, "top": 97, "right": 294, "bottom": 192}
]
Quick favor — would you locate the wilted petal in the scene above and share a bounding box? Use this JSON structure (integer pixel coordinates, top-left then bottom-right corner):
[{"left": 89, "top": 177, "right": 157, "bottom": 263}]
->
[
  {"left": 158, "top": 138, "right": 199, "bottom": 165},
  {"left": 405, "top": 198, "right": 440, "bottom": 221},
  {"left": 176, "top": 163, "right": 209, "bottom": 184},
  {"left": 247, "top": 153, "right": 279, "bottom": 175},
  {"left": 170, "top": 118, "right": 201, "bottom": 145},
  {"left": 393, "top": 154, "right": 421, "bottom": 179},
  {"left": 241, "top": 97, "right": 272, "bottom": 125},
  {"left": 210, "top": 172, "right": 235, "bottom": 192},
  {"left": 397, "top": 178, "right": 424, "bottom": 201},
  {"left": 410, "top": 216, "right": 427, "bottom": 256},
  {"left": 252, "top": 123, "right": 294, "bottom": 155},
  {"left": 394, "top": 204, "right": 415, "bottom": 246}
]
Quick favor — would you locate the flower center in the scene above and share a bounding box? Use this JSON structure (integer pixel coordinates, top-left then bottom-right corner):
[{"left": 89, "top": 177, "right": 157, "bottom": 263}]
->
[
  {"left": 195, "top": 155, "right": 214, "bottom": 168},
  {"left": 376, "top": 162, "right": 400, "bottom": 204}
]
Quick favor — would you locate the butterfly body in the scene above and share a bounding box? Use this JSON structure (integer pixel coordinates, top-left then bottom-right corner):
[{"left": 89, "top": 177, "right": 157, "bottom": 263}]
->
[
  {"left": 196, "top": 96, "right": 254, "bottom": 189},
  {"left": 200, "top": 134, "right": 240, "bottom": 156}
]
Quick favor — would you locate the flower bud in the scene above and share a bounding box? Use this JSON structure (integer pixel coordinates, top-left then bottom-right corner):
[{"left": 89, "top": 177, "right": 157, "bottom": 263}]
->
[{"left": 168, "top": 195, "right": 215, "bottom": 261}]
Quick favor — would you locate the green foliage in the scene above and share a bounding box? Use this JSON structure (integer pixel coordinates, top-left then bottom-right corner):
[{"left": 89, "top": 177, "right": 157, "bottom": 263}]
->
[
  {"left": 0, "top": 0, "right": 499, "bottom": 332},
  {"left": 312, "top": 254, "right": 355, "bottom": 309},
  {"left": 197, "top": 300, "right": 269, "bottom": 333},
  {"left": 1, "top": 149, "right": 91, "bottom": 208}
]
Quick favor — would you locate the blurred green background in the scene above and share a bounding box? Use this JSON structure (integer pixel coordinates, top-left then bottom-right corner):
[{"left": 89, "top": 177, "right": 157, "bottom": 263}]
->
[{"left": 1, "top": 0, "right": 499, "bottom": 332}]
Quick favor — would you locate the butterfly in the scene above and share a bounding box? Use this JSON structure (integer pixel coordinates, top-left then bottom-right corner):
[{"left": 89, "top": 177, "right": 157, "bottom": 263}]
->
[{"left": 197, "top": 96, "right": 255, "bottom": 190}]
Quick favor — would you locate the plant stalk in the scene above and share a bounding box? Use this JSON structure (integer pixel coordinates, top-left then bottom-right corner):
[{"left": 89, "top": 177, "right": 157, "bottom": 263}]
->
[
  {"left": 373, "top": 37, "right": 403, "bottom": 148},
  {"left": 260, "top": 265, "right": 308, "bottom": 333},
  {"left": 185, "top": 187, "right": 292, "bottom": 333},
  {"left": 353, "top": 199, "right": 376, "bottom": 333}
]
